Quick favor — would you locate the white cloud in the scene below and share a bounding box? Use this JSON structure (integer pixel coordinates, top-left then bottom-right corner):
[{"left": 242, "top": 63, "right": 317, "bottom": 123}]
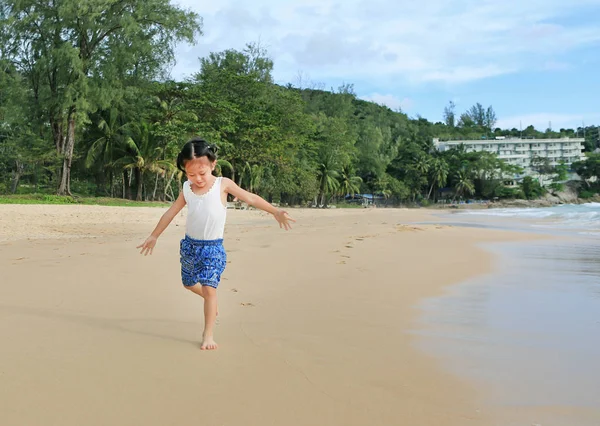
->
[
  {"left": 169, "top": 0, "right": 600, "bottom": 86},
  {"left": 496, "top": 113, "right": 600, "bottom": 131},
  {"left": 361, "top": 93, "right": 413, "bottom": 111}
]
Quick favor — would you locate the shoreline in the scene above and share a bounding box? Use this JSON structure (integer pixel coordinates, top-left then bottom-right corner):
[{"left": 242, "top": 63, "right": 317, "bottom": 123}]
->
[
  {"left": 414, "top": 236, "right": 600, "bottom": 426},
  {"left": 0, "top": 205, "right": 545, "bottom": 425}
]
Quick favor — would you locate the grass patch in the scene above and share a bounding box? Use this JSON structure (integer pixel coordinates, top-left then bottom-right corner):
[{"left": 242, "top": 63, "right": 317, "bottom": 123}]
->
[
  {"left": 331, "top": 201, "right": 367, "bottom": 209},
  {"left": 0, "top": 194, "right": 170, "bottom": 207}
]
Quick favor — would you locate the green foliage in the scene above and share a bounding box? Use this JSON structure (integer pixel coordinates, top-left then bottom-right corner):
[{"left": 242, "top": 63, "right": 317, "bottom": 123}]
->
[
  {"left": 1, "top": 30, "right": 597, "bottom": 205},
  {"left": 579, "top": 190, "right": 596, "bottom": 199},
  {"left": 0, "top": 194, "right": 169, "bottom": 206},
  {"left": 520, "top": 176, "right": 545, "bottom": 199},
  {"left": 1, "top": 0, "right": 201, "bottom": 194},
  {"left": 494, "top": 185, "right": 523, "bottom": 199}
]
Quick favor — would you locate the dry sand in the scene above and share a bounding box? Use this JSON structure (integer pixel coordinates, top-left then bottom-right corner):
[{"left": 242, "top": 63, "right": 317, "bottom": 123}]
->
[{"left": 0, "top": 204, "right": 539, "bottom": 425}]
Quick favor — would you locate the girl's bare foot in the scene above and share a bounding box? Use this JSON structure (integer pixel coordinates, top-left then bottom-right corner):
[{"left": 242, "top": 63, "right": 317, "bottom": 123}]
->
[{"left": 200, "top": 336, "right": 218, "bottom": 350}]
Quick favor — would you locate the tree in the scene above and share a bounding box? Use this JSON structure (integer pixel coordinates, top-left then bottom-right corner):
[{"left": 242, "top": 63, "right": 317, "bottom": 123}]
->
[
  {"left": 338, "top": 165, "right": 362, "bottom": 198},
  {"left": 2, "top": 0, "right": 201, "bottom": 195},
  {"left": 427, "top": 157, "right": 449, "bottom": 200},
  {"left": 453, "top": 169, "right": 475, "bottom": 201},
  {"left": 443, "top": 101, "right": 456, "bottom": 128},
  {"left": 458, "top": 103, "right": 497, "bottom": 132},
  {"left": 112, "top": 122, "right": 172, "bottom": 201},
  {"left": 572, "top": 153, "right": 600, "bottom": 188},
  {"left": 467, "top": 103, "right": 486, "bottom": 127},
  {"left": 531, "top": 155, "right": 554, "bottom": 184},
  {"left": 485, "top": 106, "right": 497, "bottom": 130},
  {"left": 316, "top": 154, "right": 340, "bottom": 206},
  {"left": 521, "top": 176, "right": 544, "bottom": 199}
]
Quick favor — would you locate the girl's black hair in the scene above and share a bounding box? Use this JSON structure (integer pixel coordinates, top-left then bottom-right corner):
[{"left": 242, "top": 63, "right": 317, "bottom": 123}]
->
[{"left": 176, "top": 137, "right": 218, "bottom": 172}]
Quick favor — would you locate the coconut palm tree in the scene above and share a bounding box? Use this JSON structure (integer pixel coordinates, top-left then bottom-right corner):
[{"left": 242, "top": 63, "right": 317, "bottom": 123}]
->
[
  {"left": 85, "top": 108, "right": 127, "bottom": 169},
  {"left": 427, "top": 157, "right": 449, "bottom": 200},
  {"left": 453, "top": 169, "right": 475, "bottom": 202},
  {"left": 85, "top": 108, "right": 131, "bottom": 196},
  {"left": 239, "top": 162, "right": 264, "bottom": 193},
  {"left": 316, "top": 154, "right": 340, "bottom": 207},
  {"left": 215, "top": 159, "right": 234, "bottom": 179},
  {"left": 112, "top": 122, "right": 172, "bottom": 201},
  {"left": 338, "top": 165, "right": 362, "bottom": 199}
]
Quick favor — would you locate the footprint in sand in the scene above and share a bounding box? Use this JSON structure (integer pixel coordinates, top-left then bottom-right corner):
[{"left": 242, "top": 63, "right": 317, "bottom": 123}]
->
[
  {"left": 341, "top": 255, "right": 351, "bottom": 258},
  {"left": 337, "top": 260, "right": 346, "bottom": 265},
  {"left": 396, "top": 225, "right": 424, "bottom": 232},
  {"left": 240, "top": 302, "right": 255, "bottom": 307},
  {"left": 230, "top": 288, "right": 238, "bottom": 292},
  {"left": 345, "top": 245, "right": 353, "bottom": 249}
]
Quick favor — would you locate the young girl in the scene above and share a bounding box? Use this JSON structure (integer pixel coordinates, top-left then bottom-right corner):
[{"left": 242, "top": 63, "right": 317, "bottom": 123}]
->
[{"left": 137, "top": 137, "right": 295, "bottom": 350}]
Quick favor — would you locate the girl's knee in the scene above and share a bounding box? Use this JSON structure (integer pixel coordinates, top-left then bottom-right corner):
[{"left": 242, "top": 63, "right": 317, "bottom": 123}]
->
[{"left": 203, "top": 286, "right": 217, "bottom": 298}]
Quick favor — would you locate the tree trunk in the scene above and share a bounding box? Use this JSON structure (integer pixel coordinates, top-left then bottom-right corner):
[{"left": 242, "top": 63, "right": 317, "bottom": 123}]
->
[
  {"left": 123, "top": 169, "right": 132, "bottom": 199},
  {"left": 33, "top": 162, "right": 39, "bottom": 192},
  {"left": 164, "top": 170, "right": 175, "bottom": 201},
  {"left": 152, "top": 173, "right": 160, "bottom": 201},
  {"left": 427, "top": 179, "right": 436, "bottom": 200},
  {"left": 57, "top": 109, "right": 76, "bottom": 196},
  {"left": 136, "top": 168, "right": 143, "bottom": 201},
  {"left": 10, "top": 159, "right": 24, "bottom": 194}
]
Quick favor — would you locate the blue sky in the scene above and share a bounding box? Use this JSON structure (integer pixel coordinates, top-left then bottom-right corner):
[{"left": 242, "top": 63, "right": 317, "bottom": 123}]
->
[{"left": 170, "top": 0, "right": 600, "bottom": 131}]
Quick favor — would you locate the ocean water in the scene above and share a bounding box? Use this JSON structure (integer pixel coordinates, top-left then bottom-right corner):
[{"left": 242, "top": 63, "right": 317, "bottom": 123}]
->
[
  {"left": 458, "top": 202, "right": 600, "bottom": 236},
  {"left": 414, "top": 204, "right": 600, "bottom": 424}
]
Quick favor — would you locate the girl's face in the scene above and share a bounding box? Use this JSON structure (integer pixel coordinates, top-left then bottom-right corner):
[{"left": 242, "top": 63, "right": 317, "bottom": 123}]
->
[{"left": 184, "top": 156, "right": 216, "bottom": 189}]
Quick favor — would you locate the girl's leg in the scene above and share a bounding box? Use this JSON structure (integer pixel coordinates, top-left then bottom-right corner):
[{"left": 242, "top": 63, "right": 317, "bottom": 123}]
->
[
  {"left": 201, "top": 285, "right": 218, "bottom": 350},
  {"left": 186, "top": 284, "right": 205, "bottom": 298},
  {"left": 185, "top": 284, "right": 220, "bottom": 317}
]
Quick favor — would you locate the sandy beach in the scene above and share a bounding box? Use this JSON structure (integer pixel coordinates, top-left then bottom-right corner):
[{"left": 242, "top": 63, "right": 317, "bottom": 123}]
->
[{"left": 1, "top": 204, "right": 542, "bottom": 426}]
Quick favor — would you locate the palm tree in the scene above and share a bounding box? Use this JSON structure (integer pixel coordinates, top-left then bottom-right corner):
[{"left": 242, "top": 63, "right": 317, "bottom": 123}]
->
[
  {"left": 316, "top": 155, "right": 340, "bottom": 207},
  {"left": 85, "top": 108, "right": 130, "bottom": 196},
  {"left": 240, "top": 162, "right": 264, "bottom": 193},
  {"left": 427, "top": 158, "right": 449, "bottom": 200},
  {"left": 453, "top": 169, "right": 475, "bottom": 202},
  {"left": 338, "top": 165, "right": 362, "bottom": 199},
  {"left": 153, "top": 97, "right": 198, "bottom": 128},
  {"left": 215, "top": 159, "right": 234, "bottom": 179},
  {"left": 85, "top": 108, "right": 126, "bottom": 168},
  {"left": 112, "top": 122, "right": 172, "bottom": 201},
  {"left": 415, "top": 154, "right": 430, "bottom": 175}
]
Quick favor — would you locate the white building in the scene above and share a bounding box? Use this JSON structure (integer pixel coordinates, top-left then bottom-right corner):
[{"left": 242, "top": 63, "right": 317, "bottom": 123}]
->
[{"left": 433, "top": 137, "right": 586, "bottom": 176}]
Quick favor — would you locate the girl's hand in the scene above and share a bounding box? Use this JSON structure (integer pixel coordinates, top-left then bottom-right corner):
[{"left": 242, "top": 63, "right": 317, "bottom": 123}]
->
[
  {"left": 137, "top": 235, "right": 157, "bottom": 255},
  {"left": 273, "top": 209, "right": 296, "bottom": 231}
]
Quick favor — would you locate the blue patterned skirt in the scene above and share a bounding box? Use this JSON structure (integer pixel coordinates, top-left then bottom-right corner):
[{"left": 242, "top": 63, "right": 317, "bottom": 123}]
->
[{"left": 180, "top": 235, "right": 227, "bottom": 288}]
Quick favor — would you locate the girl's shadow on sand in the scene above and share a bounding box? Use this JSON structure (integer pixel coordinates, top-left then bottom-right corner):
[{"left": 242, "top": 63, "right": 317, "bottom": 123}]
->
[{"left": 0, "top": 303, "right": 200, "bottom": 347}]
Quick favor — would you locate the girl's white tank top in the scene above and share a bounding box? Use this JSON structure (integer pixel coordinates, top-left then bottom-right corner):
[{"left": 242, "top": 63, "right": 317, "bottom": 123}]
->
[{"left": 182, "top": 177, "right": 227, "bottom": 240}]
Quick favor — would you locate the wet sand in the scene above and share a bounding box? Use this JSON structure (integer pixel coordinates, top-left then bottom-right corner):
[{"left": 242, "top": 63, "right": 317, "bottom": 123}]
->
[
  {"left": 416, "top": 238, "right": 600, "bottom": 426},
  {"left": 1, "top": 204, "right": 539, "bottom": 425}
]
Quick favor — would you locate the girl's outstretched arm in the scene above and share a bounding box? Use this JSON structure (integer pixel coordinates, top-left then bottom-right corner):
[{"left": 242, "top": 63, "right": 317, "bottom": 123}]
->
[
  {"left": 137, "top": 191, "right": 187, "bottom": 255},
  {"left": 222, "top": 178, "right": 295, "bottom": 230}
]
